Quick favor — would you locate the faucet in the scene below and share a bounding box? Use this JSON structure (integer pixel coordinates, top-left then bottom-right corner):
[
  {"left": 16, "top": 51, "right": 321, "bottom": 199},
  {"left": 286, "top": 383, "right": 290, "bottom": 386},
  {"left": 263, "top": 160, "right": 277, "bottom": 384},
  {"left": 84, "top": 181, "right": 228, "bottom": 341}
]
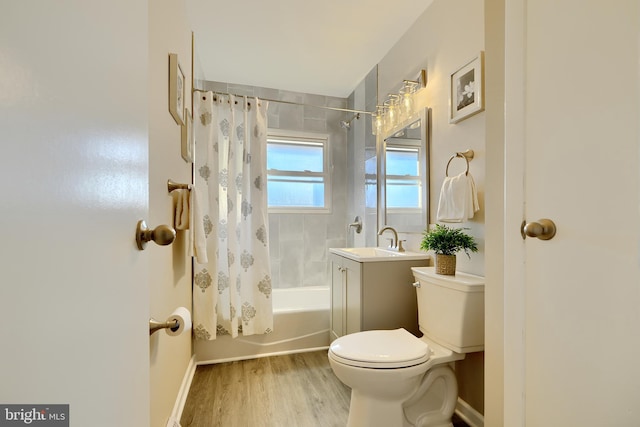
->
[{"left": 378, "top": 226, "right": 404, "bottom": 252}]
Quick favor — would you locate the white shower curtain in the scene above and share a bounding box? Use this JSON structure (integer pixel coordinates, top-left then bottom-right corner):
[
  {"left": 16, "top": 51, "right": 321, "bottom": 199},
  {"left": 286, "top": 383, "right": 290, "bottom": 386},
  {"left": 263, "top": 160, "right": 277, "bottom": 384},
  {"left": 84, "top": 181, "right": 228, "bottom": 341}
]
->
[{"left": 192, "top": 91, "right": 273, "bottom": 340}]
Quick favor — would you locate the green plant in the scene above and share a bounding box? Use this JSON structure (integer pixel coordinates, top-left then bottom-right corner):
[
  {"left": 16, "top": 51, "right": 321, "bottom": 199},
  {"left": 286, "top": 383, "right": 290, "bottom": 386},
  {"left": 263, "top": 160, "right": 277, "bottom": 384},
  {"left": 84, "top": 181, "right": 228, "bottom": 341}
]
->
[{"left": 420, "top": 224, "right": 478, "bottom": 257}]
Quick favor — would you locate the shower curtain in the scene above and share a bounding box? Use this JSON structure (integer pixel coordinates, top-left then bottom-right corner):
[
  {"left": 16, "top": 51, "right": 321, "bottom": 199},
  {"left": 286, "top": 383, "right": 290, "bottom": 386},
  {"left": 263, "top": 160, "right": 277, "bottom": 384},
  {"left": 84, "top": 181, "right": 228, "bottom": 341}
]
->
[{"left": 192, "top": 91, "right": 273, "bottom": 341}]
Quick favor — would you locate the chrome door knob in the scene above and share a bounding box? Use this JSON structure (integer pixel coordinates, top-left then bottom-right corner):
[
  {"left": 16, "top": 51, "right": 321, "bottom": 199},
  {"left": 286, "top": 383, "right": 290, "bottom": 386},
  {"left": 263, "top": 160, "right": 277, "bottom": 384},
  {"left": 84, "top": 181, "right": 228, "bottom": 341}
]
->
[{"left": 522, "top": 218, "right": 556, "bottom": 240}]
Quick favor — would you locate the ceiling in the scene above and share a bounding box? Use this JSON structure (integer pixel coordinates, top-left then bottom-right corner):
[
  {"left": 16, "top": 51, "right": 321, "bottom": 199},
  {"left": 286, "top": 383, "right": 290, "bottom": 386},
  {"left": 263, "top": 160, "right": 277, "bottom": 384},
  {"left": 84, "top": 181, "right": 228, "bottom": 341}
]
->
[{"left": 186, "top": 0, "right": 434, "bottom": 98}]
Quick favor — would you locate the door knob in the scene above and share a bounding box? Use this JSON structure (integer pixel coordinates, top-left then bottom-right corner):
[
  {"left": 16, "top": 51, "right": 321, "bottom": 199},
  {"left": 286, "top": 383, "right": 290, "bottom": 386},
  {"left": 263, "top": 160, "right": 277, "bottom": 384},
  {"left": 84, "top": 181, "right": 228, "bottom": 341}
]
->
[
  {"left": 136, "top": 220, "right": 176, "bottom": 250},
  {"left": 522, "top": 218, "right": 556, "bottom": 240}
]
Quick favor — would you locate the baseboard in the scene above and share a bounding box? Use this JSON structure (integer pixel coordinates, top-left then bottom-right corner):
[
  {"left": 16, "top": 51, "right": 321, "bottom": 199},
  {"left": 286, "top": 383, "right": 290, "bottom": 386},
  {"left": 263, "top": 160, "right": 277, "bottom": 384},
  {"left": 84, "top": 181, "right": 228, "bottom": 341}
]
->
[
  {"left": 170, "top": 354, "right": 197, "bottom": 423},
  {"left": 197, "top": 346, "right": 330, "bottom": 365},
  {"left": 455, "top": 398, "right": 484, "bottom": 427}
]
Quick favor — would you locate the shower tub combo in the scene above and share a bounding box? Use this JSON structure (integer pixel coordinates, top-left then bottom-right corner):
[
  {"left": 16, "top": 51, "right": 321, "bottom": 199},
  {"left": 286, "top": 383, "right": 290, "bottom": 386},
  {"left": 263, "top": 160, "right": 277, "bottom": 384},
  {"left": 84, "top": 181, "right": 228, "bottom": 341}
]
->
[{"left": 195, "top": 286, "right": 330, "bottom": 363}]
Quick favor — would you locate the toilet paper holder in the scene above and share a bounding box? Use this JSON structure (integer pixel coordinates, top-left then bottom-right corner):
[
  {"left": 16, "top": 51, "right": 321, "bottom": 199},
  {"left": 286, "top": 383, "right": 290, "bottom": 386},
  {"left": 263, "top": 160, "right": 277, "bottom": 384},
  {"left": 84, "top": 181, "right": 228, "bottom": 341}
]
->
[{"left": 149, "top": 317, "right": 180, "bottom": 336}]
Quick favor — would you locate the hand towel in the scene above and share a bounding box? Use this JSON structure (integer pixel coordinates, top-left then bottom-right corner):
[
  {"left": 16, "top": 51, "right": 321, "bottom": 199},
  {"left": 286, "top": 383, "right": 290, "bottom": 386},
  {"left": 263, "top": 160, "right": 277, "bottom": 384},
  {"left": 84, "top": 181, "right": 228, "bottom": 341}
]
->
[
  {"left": 436, "top": 172, "right": 479, "bottom": 222},
  {"left": 466, "top": 173, "right": 480, "bottom": 218},
  {"left": 174, "top": 189, "right": 190, "bottom": 230},
  {"left": 190, "top": 186, "right": 208, "bottom": 264}
]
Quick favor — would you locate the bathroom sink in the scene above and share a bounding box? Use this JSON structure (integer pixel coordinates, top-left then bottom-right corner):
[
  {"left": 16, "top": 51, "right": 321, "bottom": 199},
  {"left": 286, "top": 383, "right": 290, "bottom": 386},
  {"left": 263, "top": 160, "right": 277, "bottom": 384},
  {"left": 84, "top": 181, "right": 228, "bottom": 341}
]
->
[{"left": 329, "top": 247, "right": 430, "bottom": 263}]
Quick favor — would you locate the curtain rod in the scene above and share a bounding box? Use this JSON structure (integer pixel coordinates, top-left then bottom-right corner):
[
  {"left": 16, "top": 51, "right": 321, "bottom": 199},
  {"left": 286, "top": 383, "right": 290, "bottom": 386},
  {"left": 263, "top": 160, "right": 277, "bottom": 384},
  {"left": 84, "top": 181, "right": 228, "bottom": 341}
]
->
[{"left": 193, "top": 89, "right": 372, "bottom": 116}]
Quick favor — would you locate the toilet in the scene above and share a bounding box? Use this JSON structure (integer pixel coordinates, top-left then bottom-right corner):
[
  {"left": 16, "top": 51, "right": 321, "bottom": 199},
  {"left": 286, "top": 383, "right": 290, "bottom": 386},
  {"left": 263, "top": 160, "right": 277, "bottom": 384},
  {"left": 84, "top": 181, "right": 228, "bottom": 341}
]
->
[{"left": 328, "top": 266, "right": 484, "bottom": 427}]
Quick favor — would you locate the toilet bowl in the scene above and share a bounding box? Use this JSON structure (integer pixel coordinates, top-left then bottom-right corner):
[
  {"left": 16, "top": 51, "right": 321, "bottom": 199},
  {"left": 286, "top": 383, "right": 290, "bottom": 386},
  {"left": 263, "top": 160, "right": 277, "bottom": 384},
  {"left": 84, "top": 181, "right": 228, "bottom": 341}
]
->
[
  {"left": 328, "top": 267, "right": 484, "bottom": 427},
  {"left": 328, "top": 328, "right": 463, "bottom": 427}
]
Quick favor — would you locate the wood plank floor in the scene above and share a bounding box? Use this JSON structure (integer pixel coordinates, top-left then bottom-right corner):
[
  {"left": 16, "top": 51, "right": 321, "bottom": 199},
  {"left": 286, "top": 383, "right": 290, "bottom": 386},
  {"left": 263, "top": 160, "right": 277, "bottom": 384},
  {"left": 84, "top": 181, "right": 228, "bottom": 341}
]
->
[
  {"left": 180, "top": 350, "right": 472, "bottom": 427},
  {"left": 180, "top": 350, "right": 351, "bottom": 427}
]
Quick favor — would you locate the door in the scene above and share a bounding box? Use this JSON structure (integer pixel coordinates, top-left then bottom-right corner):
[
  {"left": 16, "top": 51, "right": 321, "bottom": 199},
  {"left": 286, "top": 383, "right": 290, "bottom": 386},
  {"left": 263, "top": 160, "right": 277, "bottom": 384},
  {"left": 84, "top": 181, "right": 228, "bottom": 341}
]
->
[
  {"left": 503, "top": 1, "right": 640, "bottom": 426},
  {"left": 0, "top": 3, "right": 150, "bottom": 426}
]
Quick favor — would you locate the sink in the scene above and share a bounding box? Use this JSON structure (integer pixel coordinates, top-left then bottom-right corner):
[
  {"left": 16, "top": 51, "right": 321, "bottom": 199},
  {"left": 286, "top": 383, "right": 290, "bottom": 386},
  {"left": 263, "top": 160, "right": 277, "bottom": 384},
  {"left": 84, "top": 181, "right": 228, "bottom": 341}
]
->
[{"left": 329, "top": 247, "right": 430, "bottom": 263}]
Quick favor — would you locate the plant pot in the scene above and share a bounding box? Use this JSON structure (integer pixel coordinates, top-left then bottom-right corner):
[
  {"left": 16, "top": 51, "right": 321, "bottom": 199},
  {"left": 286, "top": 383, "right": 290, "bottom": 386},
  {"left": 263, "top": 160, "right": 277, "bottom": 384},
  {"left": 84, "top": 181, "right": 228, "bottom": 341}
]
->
[{"left": 435, "top": 254, "right": 456, "bottom": 275}]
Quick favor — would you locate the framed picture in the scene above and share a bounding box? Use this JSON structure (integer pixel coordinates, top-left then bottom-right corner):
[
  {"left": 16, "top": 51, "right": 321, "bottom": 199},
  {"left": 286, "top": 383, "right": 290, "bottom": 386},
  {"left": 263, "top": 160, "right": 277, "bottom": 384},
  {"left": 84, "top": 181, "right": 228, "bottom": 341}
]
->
[
  {"left": 181, "top": 108, "right": 193, "bottom": 162},
  {"left": 169, "top": 53, "right": 185, "bottom": 125},
  {"left": 449, "top": 52, "right": 484, "bottom": 124}
]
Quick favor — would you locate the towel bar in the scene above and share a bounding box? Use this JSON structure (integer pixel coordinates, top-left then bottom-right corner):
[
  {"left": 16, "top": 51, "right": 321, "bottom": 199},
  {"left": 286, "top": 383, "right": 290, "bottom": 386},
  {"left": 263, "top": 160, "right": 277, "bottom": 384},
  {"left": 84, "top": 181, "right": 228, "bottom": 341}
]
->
[{"left": 168, "top": 179, "right": 191, "bottom": 193}]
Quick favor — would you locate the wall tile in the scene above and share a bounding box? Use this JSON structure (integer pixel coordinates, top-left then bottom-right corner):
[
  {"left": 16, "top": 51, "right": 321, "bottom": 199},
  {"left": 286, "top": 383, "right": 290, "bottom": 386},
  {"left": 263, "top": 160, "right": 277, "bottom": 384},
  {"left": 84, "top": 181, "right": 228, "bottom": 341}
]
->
[
  {"left": 304, "top": 261, "right": 328, "bottom": 287},
  {"left": 303, "top": 216, "right": 328, "bottom": 261},
  {"left": 279, "top": 214, "right": 304, "bottom": 240},
  {"left": 279, "top": 243, "right": 303, "bottom": 287},
  {"left": 304, "top": 104, "right": 326, "bottom": 120},
  {"left": 303, "top": 118, "right": 327, "bottom": 133},
  {"left": 268, "top": 215, "right": 280, "bottom": 259},
  {"left": 277, "top": 104, "right": 304, "bottom": 130}
]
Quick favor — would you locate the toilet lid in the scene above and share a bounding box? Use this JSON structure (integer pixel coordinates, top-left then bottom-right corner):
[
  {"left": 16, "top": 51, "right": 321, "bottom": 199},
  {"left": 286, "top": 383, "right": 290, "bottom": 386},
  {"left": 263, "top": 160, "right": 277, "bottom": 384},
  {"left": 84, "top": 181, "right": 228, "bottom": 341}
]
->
[{"left": 329, "top": 328, "right": 430, "bottom": 368}]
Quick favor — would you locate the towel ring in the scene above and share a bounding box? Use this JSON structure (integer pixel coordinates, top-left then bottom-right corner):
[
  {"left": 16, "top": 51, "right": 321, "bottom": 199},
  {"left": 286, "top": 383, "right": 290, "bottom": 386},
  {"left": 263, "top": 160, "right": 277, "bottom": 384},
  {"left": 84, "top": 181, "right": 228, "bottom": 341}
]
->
[{"left": 445, "top": 153, "right": 470, "bottom": 177}]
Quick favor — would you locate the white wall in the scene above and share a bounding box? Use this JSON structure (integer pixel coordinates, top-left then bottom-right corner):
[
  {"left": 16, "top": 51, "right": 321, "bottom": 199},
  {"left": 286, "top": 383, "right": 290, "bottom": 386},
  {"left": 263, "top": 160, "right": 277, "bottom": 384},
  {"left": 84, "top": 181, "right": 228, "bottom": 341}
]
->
[
  {"left": 149, "top": 1, "right": 194, "bottom": 426},
  {"left": 374, "top": 0, "right": 486, "bottom": 414},
  {"left": 378, "top": 0, "right": 486, "bottom": 277}
]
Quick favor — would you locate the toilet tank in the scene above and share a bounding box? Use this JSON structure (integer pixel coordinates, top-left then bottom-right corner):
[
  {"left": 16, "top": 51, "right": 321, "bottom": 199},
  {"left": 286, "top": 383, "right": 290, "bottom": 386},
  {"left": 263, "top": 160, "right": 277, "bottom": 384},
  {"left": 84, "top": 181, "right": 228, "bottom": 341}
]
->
[{"left": 411, "top": 267, "right": 484, "bottom": 353}]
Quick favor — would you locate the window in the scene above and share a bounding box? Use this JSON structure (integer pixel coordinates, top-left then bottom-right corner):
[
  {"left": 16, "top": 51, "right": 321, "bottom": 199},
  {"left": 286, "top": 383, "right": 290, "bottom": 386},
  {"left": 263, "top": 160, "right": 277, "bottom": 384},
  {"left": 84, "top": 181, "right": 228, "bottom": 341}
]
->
[
  {"left": 385, "top": 143, "right": 422, "bottom": 211},
  {"left": 267, "top": 131, "right": 330, "bottom": 212}
]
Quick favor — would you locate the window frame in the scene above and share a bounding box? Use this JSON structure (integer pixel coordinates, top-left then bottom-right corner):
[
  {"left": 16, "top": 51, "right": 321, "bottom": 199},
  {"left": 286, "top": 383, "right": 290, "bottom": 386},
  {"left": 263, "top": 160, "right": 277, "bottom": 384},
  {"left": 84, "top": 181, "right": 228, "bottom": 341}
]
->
[{"left": 266, "top": 129, "right": 332, "bottom": 214}]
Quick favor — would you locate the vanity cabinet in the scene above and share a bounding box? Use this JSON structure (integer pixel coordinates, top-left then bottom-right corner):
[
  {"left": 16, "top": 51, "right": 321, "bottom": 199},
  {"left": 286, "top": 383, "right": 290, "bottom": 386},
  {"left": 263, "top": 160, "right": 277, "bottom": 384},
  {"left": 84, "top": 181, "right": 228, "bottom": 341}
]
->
[{"left": 329, "top": 252, "right": 429, "bottom": 341}]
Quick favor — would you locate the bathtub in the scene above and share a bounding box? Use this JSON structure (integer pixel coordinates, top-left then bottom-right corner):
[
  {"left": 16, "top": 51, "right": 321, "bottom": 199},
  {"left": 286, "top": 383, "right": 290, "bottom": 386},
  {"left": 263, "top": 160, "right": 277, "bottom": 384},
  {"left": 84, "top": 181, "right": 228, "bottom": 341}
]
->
[{"left": 195, "top": 286, "right": 330, "bottom": 364}]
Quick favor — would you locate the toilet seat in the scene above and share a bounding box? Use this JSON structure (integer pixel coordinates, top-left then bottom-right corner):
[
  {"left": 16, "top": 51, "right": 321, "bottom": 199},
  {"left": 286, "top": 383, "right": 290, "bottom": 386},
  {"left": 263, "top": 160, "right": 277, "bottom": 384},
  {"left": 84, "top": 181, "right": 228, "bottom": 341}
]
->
[{"left": 329, "top": 328, "right": 430, "bottom": 368}]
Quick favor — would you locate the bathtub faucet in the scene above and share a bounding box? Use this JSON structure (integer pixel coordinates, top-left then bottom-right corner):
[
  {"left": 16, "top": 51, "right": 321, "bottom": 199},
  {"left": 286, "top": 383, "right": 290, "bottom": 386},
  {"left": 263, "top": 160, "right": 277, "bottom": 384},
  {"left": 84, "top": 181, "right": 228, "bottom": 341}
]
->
[
  {"left": 378, "top": 226, "right": 404, "bottom": 252},
  {"left": 348, "top": 216, "right": 362, "bottom": 234}
]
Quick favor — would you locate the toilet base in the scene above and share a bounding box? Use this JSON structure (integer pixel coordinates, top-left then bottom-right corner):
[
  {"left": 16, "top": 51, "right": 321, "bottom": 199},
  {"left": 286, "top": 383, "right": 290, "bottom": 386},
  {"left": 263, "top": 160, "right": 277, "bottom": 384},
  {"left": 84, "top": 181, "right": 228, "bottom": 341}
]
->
[
  {"left": 404, "top": 365, "right": 459, "bottom": 427},
  {"left": 343, "top": 364, "right": 459, "bottom": 427},
  {"left": 347, "top": 391, "right": 407, "bottom": 427}
]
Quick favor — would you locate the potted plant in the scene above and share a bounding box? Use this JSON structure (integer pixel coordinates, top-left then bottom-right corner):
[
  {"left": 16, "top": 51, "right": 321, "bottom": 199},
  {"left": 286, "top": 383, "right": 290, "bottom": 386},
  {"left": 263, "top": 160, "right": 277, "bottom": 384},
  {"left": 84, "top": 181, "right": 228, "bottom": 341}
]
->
[{"left": 420, "top": 224, "right": 478, "bottom": 275}]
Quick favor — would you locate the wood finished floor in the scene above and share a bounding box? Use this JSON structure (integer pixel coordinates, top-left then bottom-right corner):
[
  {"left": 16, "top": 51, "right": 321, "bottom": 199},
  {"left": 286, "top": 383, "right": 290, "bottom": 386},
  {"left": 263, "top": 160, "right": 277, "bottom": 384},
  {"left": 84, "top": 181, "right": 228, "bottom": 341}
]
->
[
  {"left": 180, "top": 350, "right": 472, "bottom": 427},
  {"left": 180, "top": 350, "right": 351, "bottom": 427}
]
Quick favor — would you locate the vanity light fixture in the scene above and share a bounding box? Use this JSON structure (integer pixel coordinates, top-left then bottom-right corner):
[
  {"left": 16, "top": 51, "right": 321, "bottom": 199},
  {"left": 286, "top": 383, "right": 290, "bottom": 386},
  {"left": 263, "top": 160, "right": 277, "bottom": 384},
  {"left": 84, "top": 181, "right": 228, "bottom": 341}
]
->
[{"left": 373, "top": 69, "right": 427, "bottom": 137}]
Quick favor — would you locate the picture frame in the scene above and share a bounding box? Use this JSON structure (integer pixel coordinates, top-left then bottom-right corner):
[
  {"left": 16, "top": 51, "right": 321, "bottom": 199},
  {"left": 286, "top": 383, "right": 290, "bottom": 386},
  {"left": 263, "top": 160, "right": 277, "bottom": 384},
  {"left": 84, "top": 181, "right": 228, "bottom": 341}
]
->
[
  {"left": 181, "top": 108, "right": 193, "bottom": 162},
  {"left": 169, "top": 53, "right": 185, "bottom": 126},
  {"left": 449, "top": 52, "right": 485, "bottom": 124}
]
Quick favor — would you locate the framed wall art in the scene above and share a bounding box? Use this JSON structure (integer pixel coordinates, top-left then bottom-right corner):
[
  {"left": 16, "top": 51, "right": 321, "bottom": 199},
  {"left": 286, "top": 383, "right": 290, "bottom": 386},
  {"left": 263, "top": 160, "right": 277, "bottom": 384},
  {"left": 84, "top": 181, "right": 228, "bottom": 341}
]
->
[
  {"left": 449, "top": 52, "right": 485, "bottom": 124},
  {"left": 169, "top": 53, "right": 185, "bottom": 125}
]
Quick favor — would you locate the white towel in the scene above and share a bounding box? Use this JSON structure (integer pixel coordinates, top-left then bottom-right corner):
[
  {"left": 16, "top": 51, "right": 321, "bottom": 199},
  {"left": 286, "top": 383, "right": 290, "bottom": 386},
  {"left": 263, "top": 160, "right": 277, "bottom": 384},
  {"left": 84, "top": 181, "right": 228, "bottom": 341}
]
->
[
  {"left": 436, "top": 172, "right": 479, "bottom": 222},
  {"left": 190, "top": 186, "right": 208, "bottom": 264},
  {"left": 174, "top": 189, "right": 190, "bottom": 230},
  {"left": 467, "top": 173, "right": 479, "bottom": 217}
]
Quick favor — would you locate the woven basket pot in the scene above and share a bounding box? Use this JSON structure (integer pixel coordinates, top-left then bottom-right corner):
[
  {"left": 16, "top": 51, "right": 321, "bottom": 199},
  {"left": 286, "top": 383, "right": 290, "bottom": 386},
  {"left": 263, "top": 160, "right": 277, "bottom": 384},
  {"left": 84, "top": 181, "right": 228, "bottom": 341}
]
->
[{"left": 435, "top": 254, "right": 456, "bottom": 275}]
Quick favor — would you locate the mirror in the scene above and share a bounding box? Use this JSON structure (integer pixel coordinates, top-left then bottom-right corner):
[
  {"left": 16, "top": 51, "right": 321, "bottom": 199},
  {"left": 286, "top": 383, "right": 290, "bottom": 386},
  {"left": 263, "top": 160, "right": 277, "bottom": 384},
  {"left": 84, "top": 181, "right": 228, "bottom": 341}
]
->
[{"left": 379, "top": 108, "right": 429, "bottom": 233}]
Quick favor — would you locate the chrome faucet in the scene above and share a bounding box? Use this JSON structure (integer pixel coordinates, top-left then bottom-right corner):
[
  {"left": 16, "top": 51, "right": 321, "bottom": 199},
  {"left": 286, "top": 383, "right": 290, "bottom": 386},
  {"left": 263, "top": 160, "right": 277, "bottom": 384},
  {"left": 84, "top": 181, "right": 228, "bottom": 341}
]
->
[{"left": 378, "top": 226, "right": 404, "bottom": 252}]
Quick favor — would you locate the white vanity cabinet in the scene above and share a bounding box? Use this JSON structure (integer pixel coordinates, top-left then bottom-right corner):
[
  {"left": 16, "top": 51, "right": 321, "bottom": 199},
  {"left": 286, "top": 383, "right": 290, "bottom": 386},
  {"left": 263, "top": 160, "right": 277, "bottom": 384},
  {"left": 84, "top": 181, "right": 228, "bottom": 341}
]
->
[{"left": 329, "top": 249, "right": 430, "bottom": 341}]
